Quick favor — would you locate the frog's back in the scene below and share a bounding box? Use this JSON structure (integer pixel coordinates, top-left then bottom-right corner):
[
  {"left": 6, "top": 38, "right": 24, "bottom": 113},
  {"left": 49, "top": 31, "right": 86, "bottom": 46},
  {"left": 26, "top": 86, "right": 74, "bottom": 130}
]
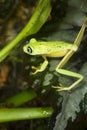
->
[
  {"left": 42, "top": 41, "right": 71, "bottom": 57},
  {"left": 44, "top": 41, "right": 73, "bottom": 51},
  {"left": 27, "top": 39, "right": 77, "bottom": 56}
]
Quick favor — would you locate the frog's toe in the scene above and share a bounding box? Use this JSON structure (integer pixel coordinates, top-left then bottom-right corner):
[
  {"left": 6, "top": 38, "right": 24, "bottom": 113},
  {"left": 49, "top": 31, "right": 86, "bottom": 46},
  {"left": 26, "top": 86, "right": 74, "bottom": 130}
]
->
[
  {"left": 52, "top": 84, "right": 71, "bottom": 92},
  {"left": 32, "top": 66, "right": 38, "bottom": 70},
  {"left": 31, "top": 66, "right": 40, "bottom": 74},
  {"left": 31, "top": 71, "right": 37, "bottom": 75},
  {"left": 57, "top": 87, "right": 71, "bottom": 91}
]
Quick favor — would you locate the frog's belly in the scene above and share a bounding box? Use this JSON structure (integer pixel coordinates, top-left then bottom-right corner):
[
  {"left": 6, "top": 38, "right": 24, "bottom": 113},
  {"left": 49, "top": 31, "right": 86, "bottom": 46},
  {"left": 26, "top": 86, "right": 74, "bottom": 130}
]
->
[{"left": 45, "top": 50, "right": 68, "bottom": 57}]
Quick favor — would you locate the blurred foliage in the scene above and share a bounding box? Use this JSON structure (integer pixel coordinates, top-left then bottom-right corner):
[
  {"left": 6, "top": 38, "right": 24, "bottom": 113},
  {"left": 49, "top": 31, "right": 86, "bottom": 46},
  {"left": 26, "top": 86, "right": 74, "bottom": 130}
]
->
[{"left": 0, "top": 0, "right": 87, "bottom": 130}]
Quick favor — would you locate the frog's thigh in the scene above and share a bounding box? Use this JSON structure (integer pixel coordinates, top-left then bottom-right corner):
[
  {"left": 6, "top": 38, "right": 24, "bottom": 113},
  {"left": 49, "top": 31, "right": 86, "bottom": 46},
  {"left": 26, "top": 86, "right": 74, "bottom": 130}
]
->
[
  {"left": 56, "top": 68, "right": 82, "bottom": 78},
  {"left": 56, "top": 68, "right": 83, "bottom": 90}
]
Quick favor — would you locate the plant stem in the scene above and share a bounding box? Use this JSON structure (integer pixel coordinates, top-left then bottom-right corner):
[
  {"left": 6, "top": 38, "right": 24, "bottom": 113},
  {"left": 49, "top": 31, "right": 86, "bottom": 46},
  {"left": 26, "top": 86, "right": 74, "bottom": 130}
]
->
[
  {"left": 0, "top": 0, "right": 51, "bottom": 62},
  {"left": 0, "top": 107, "right": 53, "bottom": 122}
]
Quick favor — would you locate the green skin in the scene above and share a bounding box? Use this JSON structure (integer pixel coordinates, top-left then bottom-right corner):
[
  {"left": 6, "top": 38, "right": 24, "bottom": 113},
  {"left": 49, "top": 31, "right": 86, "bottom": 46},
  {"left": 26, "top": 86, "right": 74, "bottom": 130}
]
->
[{"left": 23, "top": 18, "right": 87, "bottom": 91}]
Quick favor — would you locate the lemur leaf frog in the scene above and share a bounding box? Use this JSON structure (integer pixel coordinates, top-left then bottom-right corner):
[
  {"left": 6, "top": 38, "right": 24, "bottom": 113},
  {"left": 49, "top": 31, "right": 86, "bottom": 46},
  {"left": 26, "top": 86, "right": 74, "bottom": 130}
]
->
[{"left": 23, "top": 18, "right": 87, "bottom": 91}]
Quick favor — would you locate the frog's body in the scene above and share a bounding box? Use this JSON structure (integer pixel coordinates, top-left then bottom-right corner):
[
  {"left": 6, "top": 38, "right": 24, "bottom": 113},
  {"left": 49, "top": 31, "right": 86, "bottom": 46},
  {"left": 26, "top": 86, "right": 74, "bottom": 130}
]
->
[
  {"left": 23, "top": 39, "right": 77, "bottom": 57},
  {"left": 23, "top": 18, "right": 87, "bottom": 91}
]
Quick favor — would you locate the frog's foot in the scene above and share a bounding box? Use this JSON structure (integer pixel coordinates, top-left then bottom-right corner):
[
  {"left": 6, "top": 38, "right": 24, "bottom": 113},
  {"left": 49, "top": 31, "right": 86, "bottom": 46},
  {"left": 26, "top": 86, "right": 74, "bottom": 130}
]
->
[
  {"left": 52, "top": 83, "right": 71, "bottom": 92},
  {"left": 31, "top": 66, "right": 41, "bottom": 75}
]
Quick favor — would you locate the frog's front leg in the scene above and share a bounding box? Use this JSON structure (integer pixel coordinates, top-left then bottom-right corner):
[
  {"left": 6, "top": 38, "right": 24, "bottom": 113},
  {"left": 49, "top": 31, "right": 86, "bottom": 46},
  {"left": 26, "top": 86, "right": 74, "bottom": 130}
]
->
[{"left": 32, "top": 56, "right": 48, "bottom": 74}]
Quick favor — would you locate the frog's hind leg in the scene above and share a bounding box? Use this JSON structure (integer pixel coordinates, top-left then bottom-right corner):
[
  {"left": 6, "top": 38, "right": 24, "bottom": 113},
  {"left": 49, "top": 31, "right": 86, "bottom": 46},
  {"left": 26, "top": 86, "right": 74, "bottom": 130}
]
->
[
  {"left": 53, "top": 68, "right": 83, "bottom": 91},
  {"left": 52, "top": 18, "right": 87, "bottom": 91}
]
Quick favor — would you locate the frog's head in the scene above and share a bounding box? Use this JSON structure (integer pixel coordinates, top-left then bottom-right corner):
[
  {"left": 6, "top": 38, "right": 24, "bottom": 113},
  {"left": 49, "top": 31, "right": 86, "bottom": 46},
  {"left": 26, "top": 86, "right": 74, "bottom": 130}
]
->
[{"left": 23, "top": 38, "right": 47, "bottom": 55}]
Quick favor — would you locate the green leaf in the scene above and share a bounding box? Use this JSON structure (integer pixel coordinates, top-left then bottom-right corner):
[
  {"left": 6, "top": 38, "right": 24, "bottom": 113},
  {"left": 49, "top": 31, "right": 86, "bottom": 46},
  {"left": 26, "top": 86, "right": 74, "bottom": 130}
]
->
[
  {"left": 0, "top": 0, "right": 51, "bottom": 62},
  {"left": 53, "top": 62, "right": 87, "bottom": 130},
  {"left": 1, "top": 89, "right": 37, "bottom": 107}
]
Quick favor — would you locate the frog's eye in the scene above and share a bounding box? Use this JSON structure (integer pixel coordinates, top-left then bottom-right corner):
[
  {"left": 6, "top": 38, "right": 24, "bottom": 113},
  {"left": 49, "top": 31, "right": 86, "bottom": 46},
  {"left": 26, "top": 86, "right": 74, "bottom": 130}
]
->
[{"left": 27, "top": 46, "right": 32, "bottom": 53}]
